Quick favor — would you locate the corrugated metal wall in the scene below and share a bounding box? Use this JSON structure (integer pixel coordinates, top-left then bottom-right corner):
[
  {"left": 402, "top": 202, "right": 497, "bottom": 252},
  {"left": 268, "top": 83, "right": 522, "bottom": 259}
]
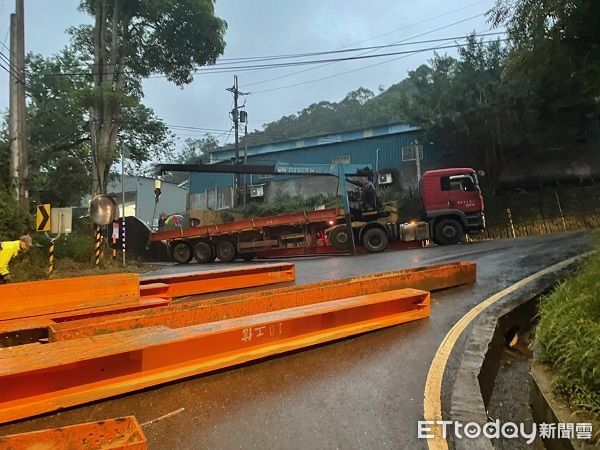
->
[{"left": 190, "top": 130, "right": 442, "bottom": 193}]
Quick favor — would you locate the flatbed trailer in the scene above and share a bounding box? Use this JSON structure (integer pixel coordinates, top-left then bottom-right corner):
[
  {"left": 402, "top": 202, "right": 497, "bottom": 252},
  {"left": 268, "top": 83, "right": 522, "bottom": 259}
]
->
[
  {"left": 149, "top": 205, "right": 430, "bottom": 264},
  {"left": 150, "top": 164, "right": 484, "bottom": 264}
]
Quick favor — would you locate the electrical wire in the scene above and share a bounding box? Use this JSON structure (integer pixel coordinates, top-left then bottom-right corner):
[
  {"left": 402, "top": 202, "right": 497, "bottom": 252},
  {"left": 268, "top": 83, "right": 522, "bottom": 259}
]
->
[
  {"left": 241, "top": 12, "right": 494, "bottom": 88},
  {"left": 251, "top": 37, "right": 506, "bottom": 94},
  {"left": 190, "top": 31, "right": 503, "bottom": 67},
  {"left": 214, "top": 0, "right": 491, "bottom": 64},
  {"left": 231, "top": 1, "right": 493, "bottom": 84},
  {"left": 167, "top": 125, "right": 230, "bottom": 132},
  {"left": 0, "top": 48, "right": 24, "bottom": 83},
  {"left": 33, "top": 31, "right": 503, "bottom": 79}
]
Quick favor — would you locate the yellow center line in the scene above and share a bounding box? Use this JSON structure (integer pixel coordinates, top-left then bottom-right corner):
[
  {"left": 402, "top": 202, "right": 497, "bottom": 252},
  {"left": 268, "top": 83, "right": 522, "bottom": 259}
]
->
[{"left": 423, "top": 252, "right": 591, "bottom": 450}]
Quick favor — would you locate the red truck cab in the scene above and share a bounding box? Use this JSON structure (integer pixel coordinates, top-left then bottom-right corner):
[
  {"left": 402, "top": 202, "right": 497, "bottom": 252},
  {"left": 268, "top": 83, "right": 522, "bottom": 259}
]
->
[{"left": 420, "top": 168, "right": 485, "bottom": 244}]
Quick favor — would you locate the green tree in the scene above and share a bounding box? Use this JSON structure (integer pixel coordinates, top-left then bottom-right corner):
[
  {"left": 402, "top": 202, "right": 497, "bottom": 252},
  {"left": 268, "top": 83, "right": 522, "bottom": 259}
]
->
[
  {"left": 178, "top": 136, "right": 219, "bottom": 164},
  {"left": 0, "top": 46, "right": 174, "bottom": 206},
  {"left": 72, "top": 0, "right": 227, "bottom": 194},
  {"left": 165, "top": 136, "right": 219, "bottom": 184},
  {"left": 490, "top": 0, "right": 600, "bottom": 147},
  {"left": 244, "top": 86, "right": 412, "bottom": 146},
  {"left": 491, "top": 0, "right": 600, "bottom": 99},
  {"left": 403, "top": 37, "right": 513, "bottom": 176},
  {"left": 0, "top": 190, "right": 30, "bottom": 239}
]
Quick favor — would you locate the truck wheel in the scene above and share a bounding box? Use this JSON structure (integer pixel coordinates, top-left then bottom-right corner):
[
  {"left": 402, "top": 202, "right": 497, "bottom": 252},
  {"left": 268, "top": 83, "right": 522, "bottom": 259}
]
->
[
  {"left": 173, "top": 242, "right": 193, "bottom": 264},
  {"left": 328, "top": 226, "right": 351, "bottom": 250},
  {"left": 434, "top": 219, "right": 464, "bottom": 245},
  {"left": 240, "top": 252, "right": 256, "bottom": 261},
  {"left": 216, "top": 241, "right": 236, "bottom": 263},
  {"left": 362, "top": 228, "right": 389, "bottom": 253},
  {"left": 194, "top": 241, "right": 215, "bottom": 263}
]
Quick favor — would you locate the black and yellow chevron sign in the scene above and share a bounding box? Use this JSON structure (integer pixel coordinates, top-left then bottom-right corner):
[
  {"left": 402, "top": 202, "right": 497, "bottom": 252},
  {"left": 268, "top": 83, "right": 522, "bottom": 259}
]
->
[{"left": 36, "top": 204, "right": 51, "bottom": 232}]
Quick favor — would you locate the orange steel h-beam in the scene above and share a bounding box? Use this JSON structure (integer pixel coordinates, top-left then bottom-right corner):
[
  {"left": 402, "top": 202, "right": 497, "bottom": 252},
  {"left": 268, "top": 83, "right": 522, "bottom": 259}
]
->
[
  {"left": 0, "top": 264, "right": 296, "bottom": 347},
  {"left": 0, "top": 416, "right": 147, "bottom": 449},
  {"left": 49, "top": 262, "right": 475, "bottom": 342},
  {"left": 0, "top": 264, "right": 295, "bottom": 323},
  {"left": 139, "top": 263, "right": 295, "bottom": 300},
  {"left": 0, "top": 288, "right": 429, "bottom": 423},
  {"left": 0, "top": 273, "right": 140, "bottom": 321}
]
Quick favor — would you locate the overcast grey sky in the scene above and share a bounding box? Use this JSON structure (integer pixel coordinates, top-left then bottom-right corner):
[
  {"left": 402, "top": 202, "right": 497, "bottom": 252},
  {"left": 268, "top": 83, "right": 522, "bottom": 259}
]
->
[{"left": 0, "top": 0, "right": 495, "bottom": 148}]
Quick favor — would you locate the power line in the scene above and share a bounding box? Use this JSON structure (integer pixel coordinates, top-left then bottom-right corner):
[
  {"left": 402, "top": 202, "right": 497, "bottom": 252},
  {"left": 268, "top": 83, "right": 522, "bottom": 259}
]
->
[
  {"left": 34, "top": 31, "right": 504, "bottom": 79},
  {"left": 167, "top": 124, "right": 230, "bottom": 133},
  {"left": 196, "top": 31, "right": 503, "bottom": 67},
  {"left": 324, "top": 0, "right": 493, "bottom": 49},
  {"left": 232, "top": 1, "right": 493, "bottom": 84},
  {"left": 212, "top": 0, "right": 489, "bottom": 64},
  {"left": 4, "top": 0, "right": 494, "bottom": 75},
  {"left": 241, "top": 12, "right": 493, "bottom": 88},
  {"left": 0, "top": 43, "right": 93, "bottom": 159},
  {"left": 0, "top": 39, "right": 26, "bottom": 82},
  {"left": 1, "top": 29, "right": 10, "bottom": 56},
  {"left": 251, "top": 37, "right": 506, "bottom": 94},
  {"left": 220, "top": 125, "right": 234, "bottom": 147},
  {"left": 0, "top": 48, "right": 24, "bottom": 83}
]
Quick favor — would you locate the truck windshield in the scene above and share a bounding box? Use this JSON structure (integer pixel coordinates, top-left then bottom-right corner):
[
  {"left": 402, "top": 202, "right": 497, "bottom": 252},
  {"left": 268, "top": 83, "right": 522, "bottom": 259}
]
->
[{"left": 461, "top": 175, "right": 479, "bottom": 192}]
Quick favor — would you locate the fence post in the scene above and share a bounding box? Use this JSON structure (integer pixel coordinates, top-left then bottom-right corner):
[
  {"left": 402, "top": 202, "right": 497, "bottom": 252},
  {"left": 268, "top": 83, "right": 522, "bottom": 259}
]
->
[
  {"left": 555, "top": 190, "right": 567, "bottom": 231},
  {"left": 507, "top": 208, "right": 516, "bottom": 238}
]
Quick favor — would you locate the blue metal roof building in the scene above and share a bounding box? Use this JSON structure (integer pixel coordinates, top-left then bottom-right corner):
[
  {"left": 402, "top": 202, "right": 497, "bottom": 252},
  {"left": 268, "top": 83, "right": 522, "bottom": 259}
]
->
[{"left": 189, "top": 122, "right": 444, "bottom": 197}]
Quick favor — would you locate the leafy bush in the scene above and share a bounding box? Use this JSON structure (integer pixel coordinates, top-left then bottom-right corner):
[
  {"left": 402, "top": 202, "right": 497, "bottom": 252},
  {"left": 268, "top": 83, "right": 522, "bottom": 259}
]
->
[
  {"left": 535, "top": 251, "right": 600, "bottom": 414},
  {"left": 0, "top": 189, "right": 30, "bottom": 240},
  {"left": 53, "top": 233, "right": 94, "bottom": 263},
  {"left": 237, "top": 194, "right": 340, "bottom": 218}
]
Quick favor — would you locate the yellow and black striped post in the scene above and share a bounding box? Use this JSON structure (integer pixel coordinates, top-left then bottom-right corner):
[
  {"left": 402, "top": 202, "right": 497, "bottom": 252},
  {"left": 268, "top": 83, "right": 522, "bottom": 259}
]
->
[
  {"left": 94, "top": 225, "right": 102, "bottom": 266},
  {"left": 48, "top": 239, "right": 55, "bottom": 276}
]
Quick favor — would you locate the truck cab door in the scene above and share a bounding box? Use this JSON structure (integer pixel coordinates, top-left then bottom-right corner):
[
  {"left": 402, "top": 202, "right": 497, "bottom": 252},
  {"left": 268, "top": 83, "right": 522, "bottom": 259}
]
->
[{"left": 440, "top": 175, "right": 482, "bottom": 213}]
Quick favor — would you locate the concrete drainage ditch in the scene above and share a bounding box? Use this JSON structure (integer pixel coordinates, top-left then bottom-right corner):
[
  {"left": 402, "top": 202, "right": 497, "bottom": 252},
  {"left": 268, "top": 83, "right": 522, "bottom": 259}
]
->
[{"left": 445, "top": 255, "right": 598, "bottom": 450}]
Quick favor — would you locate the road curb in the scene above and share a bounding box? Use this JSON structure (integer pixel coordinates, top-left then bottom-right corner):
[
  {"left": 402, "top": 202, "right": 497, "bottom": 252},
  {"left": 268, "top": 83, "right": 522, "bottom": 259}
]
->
[{"left": 447, "top": 255, "right": 590, "bottom": 450}]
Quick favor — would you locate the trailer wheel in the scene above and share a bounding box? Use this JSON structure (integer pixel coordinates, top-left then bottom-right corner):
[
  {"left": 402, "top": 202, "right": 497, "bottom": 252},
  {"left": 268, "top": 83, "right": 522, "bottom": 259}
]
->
[
  {"left": 216, "top": 241, "right": 236, "bottom": 263},
  {"left": 434, "top": 218, "right": 464, "bottom": 245},
  {"left": 240, "top": 252, "right": 256, "bottom": 261},
  {"left": 328, "top": 226, "right": 352, "bottom": 250},
  {"left": 194, "top": 241, "right": 215, "bottom": 264},
  {"left": 173, "top": 242, "right": 193, "bottom": 264},
  {"left": 362, "top": 228, "right": 389, "bottom": 253}
]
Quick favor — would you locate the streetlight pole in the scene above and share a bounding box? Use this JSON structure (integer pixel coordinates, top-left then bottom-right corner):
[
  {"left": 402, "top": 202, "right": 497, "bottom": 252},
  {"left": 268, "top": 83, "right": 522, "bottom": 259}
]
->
[
  {"left": 415, "top": 141, "right": 422, "bottom": 190},
  {"left": 241, "top": 110, "right": 248, "bottom": 205},
  {"left": 121, "top": 143, "right": 126, "bottom": 266}
]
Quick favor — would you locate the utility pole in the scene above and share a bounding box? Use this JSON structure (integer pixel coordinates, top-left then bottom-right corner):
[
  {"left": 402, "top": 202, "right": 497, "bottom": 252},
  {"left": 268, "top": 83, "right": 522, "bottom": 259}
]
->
[
  {"left": 16, "top": 0, "right": 28, "bottom": 211},
  {"left": 225, "top": 75, "right": 248, "bottom": 208},
  {"left": 8, "top": 1, "right": 28, "bottom": 210},
  {"left": 8, "top": 13, "right": 19, "bottom": 203}
]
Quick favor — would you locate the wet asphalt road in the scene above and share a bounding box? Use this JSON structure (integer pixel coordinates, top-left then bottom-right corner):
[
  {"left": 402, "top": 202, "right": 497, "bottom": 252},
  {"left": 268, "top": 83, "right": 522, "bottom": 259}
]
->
[{"left": 0, "top": 231, "right": 593, "bottom": 449}]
